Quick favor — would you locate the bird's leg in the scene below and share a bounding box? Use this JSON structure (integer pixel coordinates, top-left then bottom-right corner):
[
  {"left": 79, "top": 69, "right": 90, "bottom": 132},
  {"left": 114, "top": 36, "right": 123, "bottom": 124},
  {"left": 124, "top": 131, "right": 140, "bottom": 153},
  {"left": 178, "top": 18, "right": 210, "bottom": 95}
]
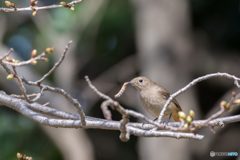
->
[
  {"left": 163, "top": 114, "right": 172, "bottom": 128},
  {"left": 167, "top": 114, "right": 172, "bottom": 124},
  {"left": 161, "top": 114, "right": 172, "bottom": 128},
  {"left": 155, "top": 117, "right": 166, "bottom": 124}
]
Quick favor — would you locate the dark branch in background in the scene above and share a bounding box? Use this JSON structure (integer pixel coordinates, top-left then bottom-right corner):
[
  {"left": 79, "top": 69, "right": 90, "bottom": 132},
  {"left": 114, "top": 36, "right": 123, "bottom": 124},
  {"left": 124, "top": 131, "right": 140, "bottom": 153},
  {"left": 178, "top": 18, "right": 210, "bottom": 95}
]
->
[{"left": 0, "top": 41, "right": 240, "bottom": 141}]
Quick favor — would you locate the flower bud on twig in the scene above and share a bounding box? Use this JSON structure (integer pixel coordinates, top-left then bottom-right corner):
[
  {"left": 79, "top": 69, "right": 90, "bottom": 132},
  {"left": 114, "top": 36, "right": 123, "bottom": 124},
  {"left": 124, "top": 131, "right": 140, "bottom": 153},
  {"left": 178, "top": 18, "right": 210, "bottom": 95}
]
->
[
  {"left": 6, "top": 74, "right": 14, "bottom": 80},
  {"left": 30, "top": 0, "right": 38, "bottom": 6},
  {"left": 184, "top": 123, "right": 189, "bottom": 129},
  {"left": 31, "top": 60, "right": 37, "bottom": 65},
  {"left": 27, "top": 157, "right": 33, "bottom": 160},
  {"left": 5, "top": 57, "right": 11, "bottom": 62},
  {"left": 31, "top": 49, "right": 37, "bottom": 57},
  {"left": 30, "top": 0, "right": 34, "bottom": 5},
  {"left": 60, "top": 2, "right": 75, "bottom": 11},
  {"left": 178, "top": 111, "right": 186, "bottom": 120},
  {"left": 5, "top": 1, "right": 11, "bottom": 7},
  {"left": 186, "top": 115, "right": 192, "bottom": 123},
  {"left": 233, "top": 99, "right": 240, "bottom": 105},
  {"left": 5, "top": 1, "right": 15, "bottom": 8},
  {"left": 60, "top": 2, "right": 68, "bottom": 7},
  {"left": 45, "top": 47, "right": 54, "bottom": 54},
  {"left": 32, "top": 10, "right": 37, "bottom": 16},
  {"left": 220, "top": 101, "right": 227, "bottom": 107},
  {"left": 17, "top": 152, "right": 22, "bottom": 159},
  {"left": 189, "top": 110, "right": 195, "bottom": 118},
  {"left": 41, "top": 57, "right": 49, "bottom": 62},
  {"left": 14, "top": 60, "right": 20, "bottom": 63},
  {"left": 232, "top": 91, "right": 236, "bottom": 97}
]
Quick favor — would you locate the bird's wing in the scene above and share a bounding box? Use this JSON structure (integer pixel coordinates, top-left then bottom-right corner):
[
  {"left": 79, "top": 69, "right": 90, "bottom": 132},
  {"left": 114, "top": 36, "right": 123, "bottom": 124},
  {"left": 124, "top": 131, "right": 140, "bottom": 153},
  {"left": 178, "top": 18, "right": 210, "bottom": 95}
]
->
[{"left": 158, "top": 88, "right": 182, "bottom": 111}]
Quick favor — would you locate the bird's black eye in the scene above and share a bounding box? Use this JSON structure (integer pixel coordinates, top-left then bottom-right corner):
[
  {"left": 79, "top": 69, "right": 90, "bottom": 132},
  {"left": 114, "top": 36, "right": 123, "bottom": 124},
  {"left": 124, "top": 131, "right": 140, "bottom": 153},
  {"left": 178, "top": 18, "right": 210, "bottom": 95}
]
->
[{"left": 139, "top": 79, "right": 143, "bottom": 83}]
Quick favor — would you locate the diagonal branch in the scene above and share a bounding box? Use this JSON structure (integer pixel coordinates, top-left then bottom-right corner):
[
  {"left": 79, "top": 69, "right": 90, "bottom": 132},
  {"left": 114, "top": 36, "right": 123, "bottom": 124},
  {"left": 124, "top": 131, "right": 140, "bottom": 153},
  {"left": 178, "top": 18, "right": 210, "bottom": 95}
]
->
[
  {"left": 158, "top": 72, "right": 240, "bottom": 123},
  {"left": 0, "top": 48, "right": 14, "bottom": 60},
  {"left": 36, "top": 40, "right": 72, "bottom": 84}
]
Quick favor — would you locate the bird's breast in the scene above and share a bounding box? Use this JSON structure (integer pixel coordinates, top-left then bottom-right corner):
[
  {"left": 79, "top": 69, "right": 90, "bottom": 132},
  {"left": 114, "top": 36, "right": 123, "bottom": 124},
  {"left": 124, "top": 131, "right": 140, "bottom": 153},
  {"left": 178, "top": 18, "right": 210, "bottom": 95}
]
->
[{"left": 139, "top": 90, "right": 173, "bottom": 118}]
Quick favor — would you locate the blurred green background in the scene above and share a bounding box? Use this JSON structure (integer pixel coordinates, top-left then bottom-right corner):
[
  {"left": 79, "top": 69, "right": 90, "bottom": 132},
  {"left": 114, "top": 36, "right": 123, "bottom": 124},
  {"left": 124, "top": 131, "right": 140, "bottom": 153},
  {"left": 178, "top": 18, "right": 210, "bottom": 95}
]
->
[{"left": 0, "top": 0, "right": 240, "bottom": 160}]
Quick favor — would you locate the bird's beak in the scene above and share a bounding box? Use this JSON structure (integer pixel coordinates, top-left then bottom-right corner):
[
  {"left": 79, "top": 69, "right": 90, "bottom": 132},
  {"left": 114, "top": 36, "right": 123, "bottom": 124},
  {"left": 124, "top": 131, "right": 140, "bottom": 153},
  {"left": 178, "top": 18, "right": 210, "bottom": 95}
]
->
[{"left": 128, "top": 81, "right": 134, "bottom": 86}]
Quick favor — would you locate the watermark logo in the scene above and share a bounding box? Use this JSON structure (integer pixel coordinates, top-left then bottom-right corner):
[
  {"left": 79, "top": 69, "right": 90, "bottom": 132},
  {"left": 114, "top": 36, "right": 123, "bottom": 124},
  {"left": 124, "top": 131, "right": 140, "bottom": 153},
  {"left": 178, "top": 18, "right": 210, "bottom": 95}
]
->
[
  {"left": 210, "top": 151, "right": 215, "bottom": 157},
  {"left": 210, "top": 151, "right": 238, "bottom": 157}
]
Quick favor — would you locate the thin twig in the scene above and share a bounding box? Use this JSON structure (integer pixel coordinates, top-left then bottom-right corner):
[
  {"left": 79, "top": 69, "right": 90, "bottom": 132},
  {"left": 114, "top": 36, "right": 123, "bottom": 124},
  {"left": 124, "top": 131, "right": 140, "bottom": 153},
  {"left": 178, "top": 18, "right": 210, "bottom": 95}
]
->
[
  {"left": 43, "top": 86, "right": 86, "bottom": 126},
  {"left": 0, "top": 48, "right": 14, "bottom": 60},
  {"left": 31, "top": 87, "right": 46, "bottom": 102},
  {"left": 3, "top": 51, "right": 46, "bottom": 67},
  {"left": 195, "top": 92, "right": 240, "bottom": 130},
  {"left": 101, "top": 100, "right": 112, "bottom": 120},
  {"left": 36, "top": 40, "right": 72, "bottom": 84},
  {"left": 0, "top": 0, "right": 83, "bottom": 12},
  {"left": 0, "top": 63, "right": 13, "bottom": 74},
  {"left": 12, "top": 66, "right": 30, "bottom": 103},
  {"left": 85, "top": 76, "right": 112, "bottom": 100},
  {"left": 11, "top": 93, "right": 40, "bottom": 99}
]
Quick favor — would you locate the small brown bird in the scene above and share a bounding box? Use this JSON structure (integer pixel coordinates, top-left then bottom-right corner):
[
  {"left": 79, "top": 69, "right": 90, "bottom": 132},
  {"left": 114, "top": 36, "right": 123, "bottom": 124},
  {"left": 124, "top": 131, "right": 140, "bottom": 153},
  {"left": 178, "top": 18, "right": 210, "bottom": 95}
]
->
[{"left": 129, "top": 76, "right": 182, "bottom": 122}]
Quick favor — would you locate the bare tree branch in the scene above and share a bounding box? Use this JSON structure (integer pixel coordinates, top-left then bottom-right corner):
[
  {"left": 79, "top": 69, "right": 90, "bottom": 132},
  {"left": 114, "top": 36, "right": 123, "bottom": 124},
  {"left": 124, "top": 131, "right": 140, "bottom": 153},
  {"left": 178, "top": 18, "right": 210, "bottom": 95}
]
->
[
  {"left": 3, "top": 51, "right": 48, "bottom": 67},
  {"left": 0, "top": 91, "right": 204, "bottom": 140},
  {"left": 1, "top": 41, "right": 240, "bottom": 141},
  {"left": 0, "top": 48, "right": 14, "bottom": 60},
  {"left": 0, "top": 41, "right": 86, "bottom": 126},
  {"left": 0, "top": 0, "right": 83, "bottom": 12},
  {"left": 36, "top": 41, "right": 72, "bottom": 84},
  {"left": 12, "top": 66, "right": 30, "bottom": 102}
]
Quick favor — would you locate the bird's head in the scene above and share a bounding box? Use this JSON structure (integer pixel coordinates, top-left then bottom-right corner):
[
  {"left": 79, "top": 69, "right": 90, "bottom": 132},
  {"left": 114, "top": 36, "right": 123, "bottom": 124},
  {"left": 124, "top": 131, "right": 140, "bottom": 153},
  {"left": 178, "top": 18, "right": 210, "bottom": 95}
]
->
[{"left": 128, "top": 76, "right": 153, "bottom": 92}]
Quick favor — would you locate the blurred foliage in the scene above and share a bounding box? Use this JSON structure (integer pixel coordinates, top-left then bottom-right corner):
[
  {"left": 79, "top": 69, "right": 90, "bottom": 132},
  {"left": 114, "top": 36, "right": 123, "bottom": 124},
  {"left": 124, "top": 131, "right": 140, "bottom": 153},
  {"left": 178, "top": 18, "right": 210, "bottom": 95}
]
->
[
  {"left": 77, "top": 0, "right": 135, "bottom": 79},
  {"left": 0, "top": 105, "right": 62, "bottom": 160}
]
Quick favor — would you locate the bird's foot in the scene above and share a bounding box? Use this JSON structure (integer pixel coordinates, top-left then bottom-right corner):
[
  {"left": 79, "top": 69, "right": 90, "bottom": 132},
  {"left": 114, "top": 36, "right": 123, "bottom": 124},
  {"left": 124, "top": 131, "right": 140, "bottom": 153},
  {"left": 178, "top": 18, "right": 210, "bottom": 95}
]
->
[
  {"left": 161, "top": 121, "right": 169, "bottom": 128},
  {"left": 153, "top": 118, "right": 168, "bottom": 127}
]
